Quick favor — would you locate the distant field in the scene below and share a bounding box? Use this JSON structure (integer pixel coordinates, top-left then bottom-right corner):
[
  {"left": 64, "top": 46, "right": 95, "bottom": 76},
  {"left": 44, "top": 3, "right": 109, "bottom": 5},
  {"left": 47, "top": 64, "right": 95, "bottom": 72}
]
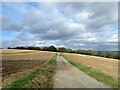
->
[
  {"left": 1, "top": 49, "right": 37, "bottom": 54},
  {"left": 1, "top": 49, "right": 55, "bottom": 88},
  {"left": 64, "top": 53, "right": 119, "bottom": 78},
  {"left": 2, "top": 49, "right": 54, "bottom": 60}
]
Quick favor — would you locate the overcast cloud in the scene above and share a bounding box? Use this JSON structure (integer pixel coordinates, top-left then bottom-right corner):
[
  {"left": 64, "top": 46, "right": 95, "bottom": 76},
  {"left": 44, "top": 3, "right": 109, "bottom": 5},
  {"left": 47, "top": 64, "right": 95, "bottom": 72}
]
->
[{"left": 2, "top": 2, "right": 118, "bottom": 51}]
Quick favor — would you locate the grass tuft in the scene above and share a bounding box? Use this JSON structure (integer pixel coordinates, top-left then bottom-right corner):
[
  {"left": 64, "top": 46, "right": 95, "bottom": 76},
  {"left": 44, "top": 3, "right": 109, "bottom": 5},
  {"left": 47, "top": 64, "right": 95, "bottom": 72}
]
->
[
  {"left": 48, "top": 54, "right": 57, "bottom": 65},
  {"left": 7, "top": 70, "right": 41, "bottom": 88}
]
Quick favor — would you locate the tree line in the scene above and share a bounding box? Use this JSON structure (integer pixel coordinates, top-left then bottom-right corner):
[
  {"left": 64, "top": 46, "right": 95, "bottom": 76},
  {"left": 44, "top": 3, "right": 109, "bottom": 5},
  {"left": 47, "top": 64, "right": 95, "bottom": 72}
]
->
[{"left": 8, "top": 46, "right": 119, "bottom": 59}]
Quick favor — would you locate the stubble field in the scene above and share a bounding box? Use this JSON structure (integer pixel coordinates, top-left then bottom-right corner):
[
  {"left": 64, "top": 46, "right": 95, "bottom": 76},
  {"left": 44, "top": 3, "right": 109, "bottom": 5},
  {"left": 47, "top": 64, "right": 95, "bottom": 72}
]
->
[{"left": 64, "top": 53, "right": 119, "bottom": 78}]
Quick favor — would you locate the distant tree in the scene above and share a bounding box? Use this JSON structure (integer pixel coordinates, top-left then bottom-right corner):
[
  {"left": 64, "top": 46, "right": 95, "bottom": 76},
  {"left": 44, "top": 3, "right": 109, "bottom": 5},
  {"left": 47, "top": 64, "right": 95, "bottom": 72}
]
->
[
  {"left": 103, "top": 51, "right": 112, "bottom": 58},
  {"left": 35, "top": 47, "right": 41, "bottom": 50},
  {"left": 91, "top": 50, "right": 98, "bottom": 56},
  {"left": 28, "top": 47, "right": 35, "bottom": 50},
  {"left": 42, "top": 47, "right": 49, "bottom": 51},
  {"left": 7, "top": 46, "right": 119, "bottom": 59},
  {"left": 48, "top": 46, "right": 57, "bottom": 52},
  {"left": 17, "top": 46, "right": 27, "bottom": 49},
  {"left": 8, "top": 47, "right": 11, "bottom": 49},
  {"left": 66, "top": 48, "right": 73, "bottom": 53},
  {"left": 58, "top": 47, "right": 66, "bottom": 52}
]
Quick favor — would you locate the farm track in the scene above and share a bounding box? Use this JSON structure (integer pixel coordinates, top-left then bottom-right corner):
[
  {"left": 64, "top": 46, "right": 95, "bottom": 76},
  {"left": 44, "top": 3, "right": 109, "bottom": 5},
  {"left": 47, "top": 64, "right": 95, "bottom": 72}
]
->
[{"left": 54, "top": 54, "right": 109, "bottom": 88}]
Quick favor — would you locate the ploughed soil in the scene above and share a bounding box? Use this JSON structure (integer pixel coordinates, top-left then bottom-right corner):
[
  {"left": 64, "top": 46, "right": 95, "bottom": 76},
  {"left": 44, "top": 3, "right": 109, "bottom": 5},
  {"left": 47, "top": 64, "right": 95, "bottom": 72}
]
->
[
  {"left": 64, "top": 53, "right": 119, "bottom": 78},
  {"left": 2, "top": 60, "right": 46, "bottom": 76},
  {"left": 1, "top": 49, "right": 55, "bottom": 87}
]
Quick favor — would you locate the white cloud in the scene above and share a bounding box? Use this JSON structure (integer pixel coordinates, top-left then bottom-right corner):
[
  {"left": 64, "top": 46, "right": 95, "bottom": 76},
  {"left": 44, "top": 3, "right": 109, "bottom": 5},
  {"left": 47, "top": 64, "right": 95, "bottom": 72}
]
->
[
  {"left": 107, "top": 35, "right": 118, "bottom": 42},
  {"left": 2, "top": 2, "right": 118, "bottom": 51},
  {"left": 87, "top": 38, "right": 97, "bottom": 42},
  {"left": 34, "top": 41, "right": 45, "bottom": 43},
  {"left": 75, "top": 11, "right": 93, "bottom": 23}
]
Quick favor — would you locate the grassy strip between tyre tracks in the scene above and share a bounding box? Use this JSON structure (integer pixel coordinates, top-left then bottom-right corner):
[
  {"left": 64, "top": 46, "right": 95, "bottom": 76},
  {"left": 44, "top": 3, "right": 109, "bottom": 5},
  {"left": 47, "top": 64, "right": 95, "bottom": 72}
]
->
[
  {"left": 61, "top": 53, "right": 119, "bottom": 88},
  {"left": 6, "top": 53, "right": 57, "bottom": 88}
]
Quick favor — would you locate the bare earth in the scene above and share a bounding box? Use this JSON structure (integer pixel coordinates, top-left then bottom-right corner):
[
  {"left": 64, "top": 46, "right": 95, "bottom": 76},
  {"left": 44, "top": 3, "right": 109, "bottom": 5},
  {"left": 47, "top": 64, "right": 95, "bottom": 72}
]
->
[
  {"left": 2, "top": 49, "right": 55, "bottom": 76},
  {"left": 1, "top": 49, "right": 55, "bottom": 87},
  {"left": 64, "top": 53, "right": 119, "bottom": 78},
  {"left": 54, "top": 54, "right": 109, "bottom": 88}
]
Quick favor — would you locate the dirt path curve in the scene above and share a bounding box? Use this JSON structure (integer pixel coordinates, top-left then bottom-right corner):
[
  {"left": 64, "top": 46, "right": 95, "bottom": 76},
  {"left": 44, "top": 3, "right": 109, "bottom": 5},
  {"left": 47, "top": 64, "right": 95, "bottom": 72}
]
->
[{"left": 54, "top": 53, "right": 109, "bottom": 88}]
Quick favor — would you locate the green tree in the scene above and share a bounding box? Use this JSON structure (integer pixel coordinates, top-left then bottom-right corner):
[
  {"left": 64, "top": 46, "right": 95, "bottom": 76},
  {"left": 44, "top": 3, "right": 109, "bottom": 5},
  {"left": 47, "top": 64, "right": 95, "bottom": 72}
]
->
[
  {"left": 48, "top": 46, "right": 57, "bottom": 52},
  {"left": 8, "top": 47, "right": 11, "bottom": 49},
  {"left": 58, "top": 47, "right": 66, "bottom": 52},
  {"left": 66, "top": 48, "right": 73, "bottom": 53},
  {"left": 42, "top": 47, "right": 49, "bottom": 51}
]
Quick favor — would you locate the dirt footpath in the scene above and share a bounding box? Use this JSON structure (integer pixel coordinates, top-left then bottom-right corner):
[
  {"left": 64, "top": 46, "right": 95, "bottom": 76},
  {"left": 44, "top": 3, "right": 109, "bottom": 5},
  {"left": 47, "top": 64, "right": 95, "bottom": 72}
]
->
[
  {"left": 54, "top": 54, "right": 109, "bottom": 88},
  {"left": 64, "top": 53, "right": 119, "bottom": 78}
]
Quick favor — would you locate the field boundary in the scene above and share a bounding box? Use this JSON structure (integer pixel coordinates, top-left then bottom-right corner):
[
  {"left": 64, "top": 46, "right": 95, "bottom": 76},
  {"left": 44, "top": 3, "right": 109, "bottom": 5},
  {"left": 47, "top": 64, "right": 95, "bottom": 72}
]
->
[{"left": 61, "top": 53, "right": 119, "bottom": 88}]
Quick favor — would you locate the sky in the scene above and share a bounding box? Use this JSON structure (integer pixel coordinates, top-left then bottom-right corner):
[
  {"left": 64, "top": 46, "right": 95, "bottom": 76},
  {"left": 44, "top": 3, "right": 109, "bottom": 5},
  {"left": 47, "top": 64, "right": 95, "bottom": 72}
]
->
[{"left": 1, "top": 2, "right": 118, "bottom": 51}]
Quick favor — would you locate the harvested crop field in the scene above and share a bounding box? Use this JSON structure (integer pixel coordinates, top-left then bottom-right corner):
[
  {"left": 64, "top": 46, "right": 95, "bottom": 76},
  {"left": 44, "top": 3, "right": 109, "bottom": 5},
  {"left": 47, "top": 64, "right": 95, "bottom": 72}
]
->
[
  {"left": 2, "top": 49, "right": 54, "bottom": 61},
  {"left": 1, "top": 49, "right": 37, "bottom": 54},
  {"left": 63, "top": 53, "right": 119, "bottom": 78},
  {"left": 2, "top": 49, "right": 55, "bottom": 76},
  {"left": 1, "top": 49, "right": 55, "bottom": 87}
]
